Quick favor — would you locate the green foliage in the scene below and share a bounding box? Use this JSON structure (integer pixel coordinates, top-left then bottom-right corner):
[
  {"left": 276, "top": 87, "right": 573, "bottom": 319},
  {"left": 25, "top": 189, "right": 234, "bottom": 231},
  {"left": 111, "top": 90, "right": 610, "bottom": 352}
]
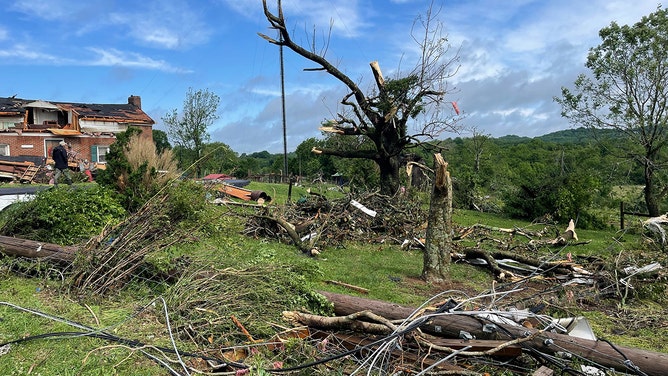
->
[
  {"left": 379, "top": 75, "right": 424, "bottom": 118},
  {"left": 198, "top": 142, "right": 239, "bottom": 176},
  {"left": 152, "top": 129, "right": 171, "bottom": 154},
  {"left": 0, "top": 184, "right": 126, "bottom": 245},
  {"left": 556, "top": 7, "right": 668, "bottom": 215},
  {"left": 161, "top": 179, "right": 210, "bottom": 224},
  {"left": 163, "top": 87, "right": 220, "bottom": 177},
  {"left": 96, "top": 127, "right": 176, "bottom": 212}
]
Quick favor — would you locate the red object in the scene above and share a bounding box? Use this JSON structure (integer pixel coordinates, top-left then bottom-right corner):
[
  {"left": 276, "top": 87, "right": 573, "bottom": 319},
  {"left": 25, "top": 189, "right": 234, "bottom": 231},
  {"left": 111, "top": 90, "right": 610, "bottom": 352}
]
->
[
  {"left": 451, "top": 101, "right": 460, "bottom": 115},
  {"left": 202, "top": 173, "right": 233, "bottom": 180}
]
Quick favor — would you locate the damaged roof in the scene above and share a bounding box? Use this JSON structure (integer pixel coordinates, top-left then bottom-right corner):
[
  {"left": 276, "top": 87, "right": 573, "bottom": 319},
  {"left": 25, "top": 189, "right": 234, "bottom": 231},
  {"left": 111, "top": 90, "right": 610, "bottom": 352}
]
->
[{"left": 0, "top": 96, "right": 154, "bottom": 124}]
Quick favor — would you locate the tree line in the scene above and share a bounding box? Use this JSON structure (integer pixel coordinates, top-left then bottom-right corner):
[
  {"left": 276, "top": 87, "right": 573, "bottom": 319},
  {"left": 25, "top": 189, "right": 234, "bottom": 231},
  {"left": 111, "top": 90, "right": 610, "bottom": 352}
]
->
[{"left": 152, "top": 125, "right": 649, "bottom": 229}]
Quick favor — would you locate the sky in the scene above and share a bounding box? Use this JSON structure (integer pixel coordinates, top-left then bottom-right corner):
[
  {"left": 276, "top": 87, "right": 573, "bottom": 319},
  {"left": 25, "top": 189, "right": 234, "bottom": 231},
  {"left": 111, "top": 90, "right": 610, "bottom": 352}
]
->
[{"left": 0, "top": 0, "right": 662, "bottom": 154}]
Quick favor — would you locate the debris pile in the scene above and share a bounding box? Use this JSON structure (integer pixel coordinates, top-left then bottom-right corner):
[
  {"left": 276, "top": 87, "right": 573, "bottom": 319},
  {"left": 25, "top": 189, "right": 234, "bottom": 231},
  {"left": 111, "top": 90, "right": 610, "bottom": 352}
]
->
[{"left": 243, "top": 192, "right": 427, "bottom": 248}]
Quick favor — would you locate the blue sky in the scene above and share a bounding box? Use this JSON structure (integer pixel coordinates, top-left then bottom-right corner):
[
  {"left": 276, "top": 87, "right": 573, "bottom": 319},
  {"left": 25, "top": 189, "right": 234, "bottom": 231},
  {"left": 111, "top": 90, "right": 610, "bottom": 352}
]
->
[{"left": 0, "top": 0, "right": 661, "bottom": 154}]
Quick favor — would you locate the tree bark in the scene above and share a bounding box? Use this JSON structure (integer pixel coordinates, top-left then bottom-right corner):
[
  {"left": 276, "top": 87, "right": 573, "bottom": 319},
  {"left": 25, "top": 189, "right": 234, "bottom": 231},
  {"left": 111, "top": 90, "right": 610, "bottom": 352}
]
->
[
  {"left": 377, "top": 154, "right": 402, "bottom": 195},
  {"left": 644, "top": 159, "right": 660, "bottom": 216},
  {"left": 319, "top": 291, "right": 668, "bottom": 376},
  {"left": 0, "top": 235, "right": 76, "bottom": 263},
  {"left": 422, "top": 153, "right": 452, "bottom": 282}
]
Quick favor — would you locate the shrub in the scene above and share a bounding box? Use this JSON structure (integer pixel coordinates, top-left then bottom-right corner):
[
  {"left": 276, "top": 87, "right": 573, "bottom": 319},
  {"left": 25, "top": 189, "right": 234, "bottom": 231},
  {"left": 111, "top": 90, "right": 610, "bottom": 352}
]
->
[
  {"left": 97, "top": 127, "right": 179, "bottom": 212},
  {"left": 0, "top": 185, "right": 126, "bottom": 245}
]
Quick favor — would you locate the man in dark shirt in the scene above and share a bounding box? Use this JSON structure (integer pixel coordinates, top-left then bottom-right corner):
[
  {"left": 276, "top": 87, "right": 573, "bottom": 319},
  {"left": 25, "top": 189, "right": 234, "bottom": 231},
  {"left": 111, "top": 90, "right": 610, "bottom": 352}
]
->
[{"left": 52, "top": 140, "right": 72, "bottom": 187}]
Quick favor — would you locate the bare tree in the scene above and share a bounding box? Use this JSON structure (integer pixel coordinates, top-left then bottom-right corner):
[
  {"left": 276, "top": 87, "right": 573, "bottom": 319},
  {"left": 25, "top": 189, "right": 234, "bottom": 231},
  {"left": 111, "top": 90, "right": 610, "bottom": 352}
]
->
[{"left": 259, "top": 0, "right": 461, "bottom": 195}]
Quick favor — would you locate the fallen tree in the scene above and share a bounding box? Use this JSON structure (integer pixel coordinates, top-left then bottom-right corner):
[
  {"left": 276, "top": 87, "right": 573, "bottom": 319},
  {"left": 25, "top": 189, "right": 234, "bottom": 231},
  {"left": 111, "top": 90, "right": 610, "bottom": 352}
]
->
[
  {"left": 318, "top": 291, "right": 668, "bottom": 376},
  {"left": 0, "top": 235, "right": 76, "bottom": 263}
]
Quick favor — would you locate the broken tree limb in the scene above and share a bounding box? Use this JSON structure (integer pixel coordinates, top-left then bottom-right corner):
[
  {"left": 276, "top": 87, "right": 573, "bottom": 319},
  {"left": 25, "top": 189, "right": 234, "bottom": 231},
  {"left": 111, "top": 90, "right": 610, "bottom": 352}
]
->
[
  {"left": 253, "top": 213, "right": 315, "bottom": 255},
  {"left": 283, "top": 310, "right": 392, "bottom": 335},
  {"left": 643, "top": 214, "right": 668, "bottom": 244},
  {"left": 318, "top": 291, "right": 668, "bottom": 376},
  {"left": 325, "top": 280, "right": 369, "bottom": 294},
  {"left": 0, "top": 235, "right": 77, "bottom": 263},
  {"left": 457, "top": 248, "right": 576, "bottom": 278}
]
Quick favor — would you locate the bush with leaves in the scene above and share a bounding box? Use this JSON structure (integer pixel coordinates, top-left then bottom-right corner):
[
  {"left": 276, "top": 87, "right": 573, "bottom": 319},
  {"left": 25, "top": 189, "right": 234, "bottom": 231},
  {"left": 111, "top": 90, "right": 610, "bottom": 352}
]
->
[
  {"left": 96, "top": 127, "right": 179, "bottom": 212},
  {"left": 0, "top": 185, "right": 126, "bottom": 245}
]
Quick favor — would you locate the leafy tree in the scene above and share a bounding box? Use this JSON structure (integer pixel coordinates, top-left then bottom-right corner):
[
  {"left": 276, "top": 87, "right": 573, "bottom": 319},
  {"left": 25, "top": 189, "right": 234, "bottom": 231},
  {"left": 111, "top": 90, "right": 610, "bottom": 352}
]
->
[
  {"left": 557, "top": 7, "right": 668, "bottom": 216},
  {"left": 199, "top": 142, "right": 239, "bottom": 177},
  {"left": 163, "top": 87, "right": 220, "bottom": 178},
  {"left": 260, "top": 1, "right": 461, "bottom": 195},
  {"left": 292, "top": 138, "right": 329, "bottom": 178},
  {"left": 152, "top": 129, "right": 171, "bottom": 154}
]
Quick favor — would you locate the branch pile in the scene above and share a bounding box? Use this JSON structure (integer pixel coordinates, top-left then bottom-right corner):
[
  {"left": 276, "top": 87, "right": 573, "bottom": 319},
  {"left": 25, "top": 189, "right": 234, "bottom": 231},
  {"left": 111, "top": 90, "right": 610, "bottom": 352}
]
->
[
  {"left": 243, "top": 192, "right": 427, "bottom": 249},
  {"left": 68, "top": 191, "right": 191, "bottom": 297}
]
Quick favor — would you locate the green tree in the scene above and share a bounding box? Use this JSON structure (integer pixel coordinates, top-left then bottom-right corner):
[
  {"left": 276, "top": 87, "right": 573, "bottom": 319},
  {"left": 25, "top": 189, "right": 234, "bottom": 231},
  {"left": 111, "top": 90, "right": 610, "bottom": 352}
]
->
[
  {"left": 557, "top": 7, "right": 668, "bottom": 216},
  {"left": 261, "top": 1, "right": 461, "bottom": 195},
  {"left": 95, "top": 127, "right": 153, "bottom": 211},
  {"left": 163, "top": 88, "right": 220, "bottom": 178},
  {"left": 199, "top": 142, "right": 239, "bottom": 177},
  {"left": 152, "top": 129, "right": 171, "bottom": 154}
]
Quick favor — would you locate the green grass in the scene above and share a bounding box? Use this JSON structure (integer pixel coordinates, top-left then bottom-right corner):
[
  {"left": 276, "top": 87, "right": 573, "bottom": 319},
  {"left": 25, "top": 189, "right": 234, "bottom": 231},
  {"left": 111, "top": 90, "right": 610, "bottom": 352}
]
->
[
  {"left": 0, "top": 276, "right": 171, "bottom": 375},
  {"left": 246, "top": 181, "right": 346, "bottom": 205}
]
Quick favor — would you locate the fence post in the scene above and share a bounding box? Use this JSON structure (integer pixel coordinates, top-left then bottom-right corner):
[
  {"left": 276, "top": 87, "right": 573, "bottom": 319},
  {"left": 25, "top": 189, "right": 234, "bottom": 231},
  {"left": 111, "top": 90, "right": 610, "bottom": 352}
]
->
[{"left": 620, "top": 201, "right": 625, "bottom": 230}]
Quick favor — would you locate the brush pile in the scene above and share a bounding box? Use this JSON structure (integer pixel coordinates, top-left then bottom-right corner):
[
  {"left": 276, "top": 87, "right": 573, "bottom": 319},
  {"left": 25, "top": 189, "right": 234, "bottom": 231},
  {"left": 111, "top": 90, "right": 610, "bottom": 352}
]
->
[
  {"left": 68, "top": 188, "right": 195, "bottom": 297},
  {"left": 243, "top": 191, "right": 427, "bottom": 248}
]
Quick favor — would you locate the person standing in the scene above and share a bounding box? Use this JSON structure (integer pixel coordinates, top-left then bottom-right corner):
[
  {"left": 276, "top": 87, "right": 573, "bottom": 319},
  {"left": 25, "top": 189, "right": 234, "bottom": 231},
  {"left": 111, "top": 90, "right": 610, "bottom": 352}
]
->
[{"left": 52, "top": 140, "right": 73, "bottom": 187}]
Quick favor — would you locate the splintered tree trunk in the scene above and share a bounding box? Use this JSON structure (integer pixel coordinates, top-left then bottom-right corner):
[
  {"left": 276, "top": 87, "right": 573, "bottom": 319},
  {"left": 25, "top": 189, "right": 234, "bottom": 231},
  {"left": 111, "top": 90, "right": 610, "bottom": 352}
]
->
[{"left": 422, "top": 153, "right": 452, "bottom": 283}]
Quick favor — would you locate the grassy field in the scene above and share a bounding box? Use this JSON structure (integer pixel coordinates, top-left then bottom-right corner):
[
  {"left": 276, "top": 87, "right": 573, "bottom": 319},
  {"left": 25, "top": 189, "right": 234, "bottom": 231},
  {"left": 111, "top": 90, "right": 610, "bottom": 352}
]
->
[{"left": 0, "top": 182, "right": 666, "bottom": 375}]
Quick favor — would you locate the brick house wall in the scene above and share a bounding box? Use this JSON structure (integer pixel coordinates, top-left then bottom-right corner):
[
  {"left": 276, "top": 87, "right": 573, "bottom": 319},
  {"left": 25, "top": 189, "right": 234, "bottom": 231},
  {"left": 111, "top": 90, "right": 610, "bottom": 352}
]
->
[{"left": 0, "top": 95, "right": 154, "bottom": 166}]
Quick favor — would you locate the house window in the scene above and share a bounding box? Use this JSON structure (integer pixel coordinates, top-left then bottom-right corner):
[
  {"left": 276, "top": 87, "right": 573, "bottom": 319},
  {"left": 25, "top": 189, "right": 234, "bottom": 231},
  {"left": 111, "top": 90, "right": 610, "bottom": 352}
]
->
[
  {"left": 0, "top": 144, "right": 9, "bottom": 156},
  {"left": 92, "top": 145, "right": 110, "bottom": 163}
]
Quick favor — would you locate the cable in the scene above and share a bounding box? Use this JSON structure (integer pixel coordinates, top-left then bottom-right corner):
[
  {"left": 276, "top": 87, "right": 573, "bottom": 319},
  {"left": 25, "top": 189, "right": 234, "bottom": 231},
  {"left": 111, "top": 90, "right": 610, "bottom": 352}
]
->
[
  {"left": 0, "top": 300, "right": 247, "bottom": 373},
  {"left": 598, "top": 338, "right": 649, "bottom": 376}
]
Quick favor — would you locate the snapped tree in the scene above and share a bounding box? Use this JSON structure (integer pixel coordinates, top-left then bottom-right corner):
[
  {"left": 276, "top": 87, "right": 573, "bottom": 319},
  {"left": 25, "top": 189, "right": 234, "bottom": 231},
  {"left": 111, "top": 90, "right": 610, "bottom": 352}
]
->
[
  {"left": 259, "top": 0, "right": 461, "bottom": 195},
  {"left": 163, "top": 87, "right": 220, "bottom": 178},
  {"left": 557, "top": 7, "right": 668, "bottom": 216}
]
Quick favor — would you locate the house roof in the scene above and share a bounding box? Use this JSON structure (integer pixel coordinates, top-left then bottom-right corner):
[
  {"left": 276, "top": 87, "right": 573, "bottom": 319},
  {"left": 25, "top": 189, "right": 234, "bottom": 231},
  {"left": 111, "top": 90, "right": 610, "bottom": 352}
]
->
[
  {"left": 25, "top": 100, "right": 59, "bottom": 109},
  {"left": 0, "top": 96, "right": 154, "bottom": 124},
  {"left": 202, "top": 173, "right": 233, "bottom": 180}
]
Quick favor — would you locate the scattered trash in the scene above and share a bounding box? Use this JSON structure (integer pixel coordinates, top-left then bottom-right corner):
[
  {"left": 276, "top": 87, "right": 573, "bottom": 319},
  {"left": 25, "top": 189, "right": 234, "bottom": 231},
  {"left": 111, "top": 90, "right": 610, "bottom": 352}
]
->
[{"left": 350, "top": 199, "right": 377, "bottom": 217}]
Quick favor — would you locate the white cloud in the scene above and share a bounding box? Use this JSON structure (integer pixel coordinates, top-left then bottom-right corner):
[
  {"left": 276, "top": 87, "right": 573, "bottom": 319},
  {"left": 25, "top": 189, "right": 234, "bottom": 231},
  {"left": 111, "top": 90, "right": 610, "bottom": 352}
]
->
[
  {"left": 9, "top": 0, "right": 71, "bottom": 20},
  {"left": 107, "top": 2, "right": 212, "bottom": 50},
  {"left": 87, "top": 48, "right": 191, "bottom": 73},
  {"left": 222, "top": 0, "right": 370, "bottom": 38},
  {"left": 0, "top": 44, "right": 63, "bottom": 63}
]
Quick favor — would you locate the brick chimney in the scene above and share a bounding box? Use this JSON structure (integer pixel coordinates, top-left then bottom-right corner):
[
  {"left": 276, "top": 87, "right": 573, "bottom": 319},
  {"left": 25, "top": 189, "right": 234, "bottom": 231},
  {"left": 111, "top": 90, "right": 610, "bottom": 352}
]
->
[{"left": 128, "top": 95, "right": 142, "bottom": 109}]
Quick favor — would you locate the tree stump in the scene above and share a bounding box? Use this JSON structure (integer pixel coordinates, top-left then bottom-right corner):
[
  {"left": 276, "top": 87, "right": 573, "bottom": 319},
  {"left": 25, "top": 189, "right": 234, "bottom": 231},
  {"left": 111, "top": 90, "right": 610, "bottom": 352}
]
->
[{"left": 422, "top": 153, "right": 452, "bottom": 282}]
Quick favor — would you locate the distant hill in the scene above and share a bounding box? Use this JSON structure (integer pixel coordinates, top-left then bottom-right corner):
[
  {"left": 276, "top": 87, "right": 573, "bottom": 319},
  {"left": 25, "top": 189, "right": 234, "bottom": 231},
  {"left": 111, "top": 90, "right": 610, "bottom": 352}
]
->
[
  {"left": 488, "top": 128, "right": 625, "bottom": 145},
  {"left": 536, "top": 127, "right": 625, "bottom": 144}
]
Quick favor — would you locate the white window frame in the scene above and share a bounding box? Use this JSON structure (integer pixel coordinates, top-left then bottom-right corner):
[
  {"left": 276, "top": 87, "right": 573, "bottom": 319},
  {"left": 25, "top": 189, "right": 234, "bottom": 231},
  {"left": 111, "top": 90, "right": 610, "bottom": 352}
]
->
[
  {"left": 94, "top": 145, "right": 110, "bottom": 163},
  {"left": 0, "top": 144, "right": 9, "bottom": 156}
]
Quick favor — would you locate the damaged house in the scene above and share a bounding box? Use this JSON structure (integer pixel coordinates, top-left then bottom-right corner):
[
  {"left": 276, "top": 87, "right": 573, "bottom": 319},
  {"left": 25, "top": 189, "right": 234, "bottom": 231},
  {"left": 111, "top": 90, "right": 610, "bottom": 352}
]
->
[{"left": 0, "top": 95, "right": 154, "bottom": 179}]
